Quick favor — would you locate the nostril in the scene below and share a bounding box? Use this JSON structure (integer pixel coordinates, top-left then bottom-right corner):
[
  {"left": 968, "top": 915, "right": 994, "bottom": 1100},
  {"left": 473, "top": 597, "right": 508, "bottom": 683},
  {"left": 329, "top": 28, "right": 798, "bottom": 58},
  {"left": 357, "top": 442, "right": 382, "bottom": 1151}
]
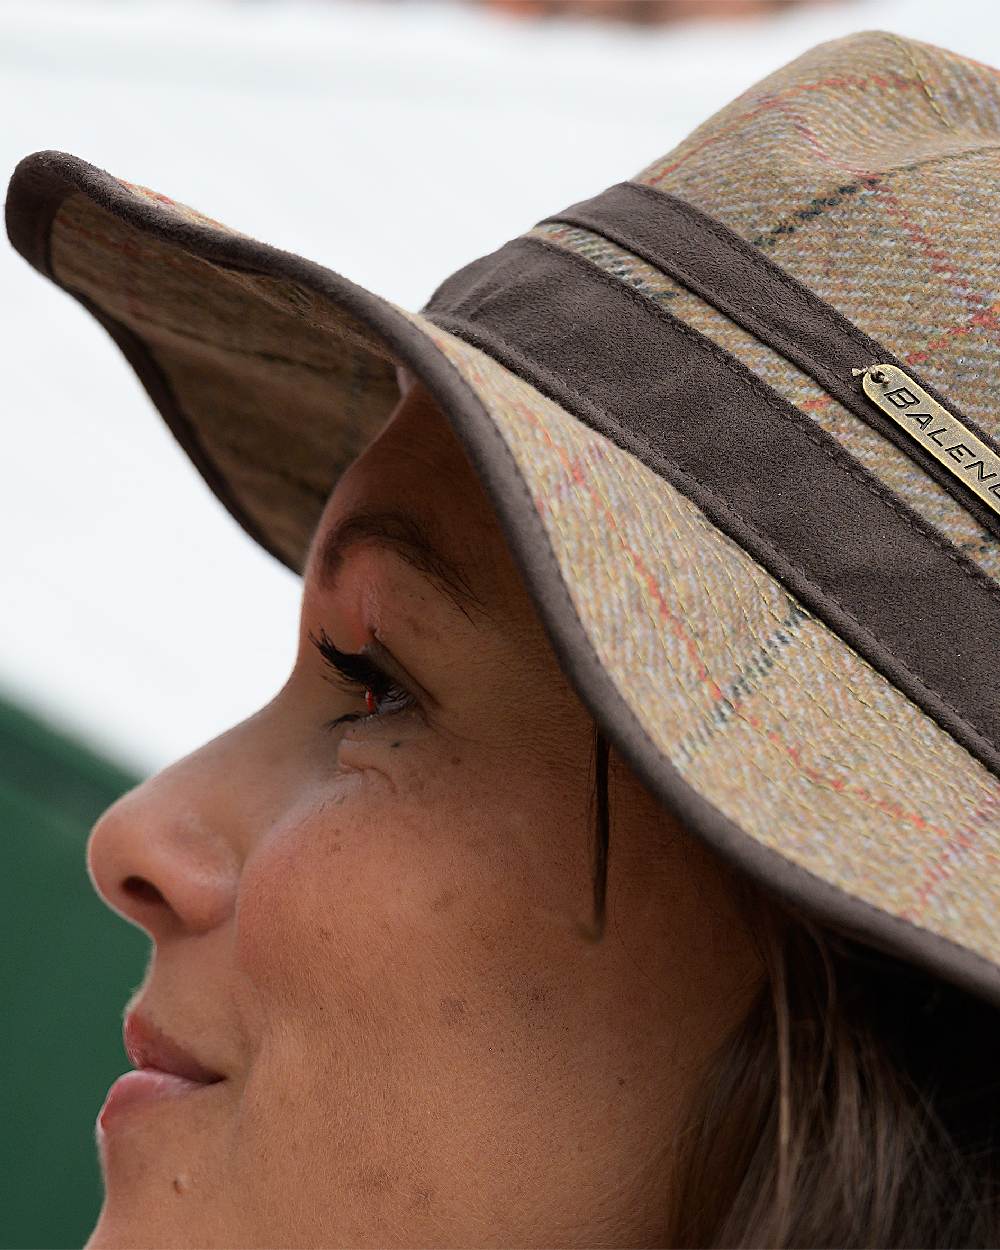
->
[{"left": 123, "top": 876, "right": 165, "bottom": 905}]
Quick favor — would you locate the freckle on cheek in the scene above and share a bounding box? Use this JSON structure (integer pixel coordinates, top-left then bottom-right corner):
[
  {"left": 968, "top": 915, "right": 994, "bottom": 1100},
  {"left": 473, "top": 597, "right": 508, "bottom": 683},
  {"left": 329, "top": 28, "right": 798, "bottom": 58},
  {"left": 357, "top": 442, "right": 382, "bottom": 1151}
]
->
[
  {"left": 430, "top": 889, "right": 454, "bottom": 913},
  {"left": 450, "top": 755, "right": 461, "bottom": 766},
  {"left": 439, "top": 995, "right": 466, "bottom": 1026}
]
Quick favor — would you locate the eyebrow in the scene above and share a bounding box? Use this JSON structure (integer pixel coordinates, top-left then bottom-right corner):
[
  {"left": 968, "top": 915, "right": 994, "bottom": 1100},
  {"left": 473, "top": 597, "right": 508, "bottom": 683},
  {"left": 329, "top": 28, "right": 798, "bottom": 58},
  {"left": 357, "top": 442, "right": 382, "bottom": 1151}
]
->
[{"left": 314, "top": 507, "right": 491, "bottom": 624}]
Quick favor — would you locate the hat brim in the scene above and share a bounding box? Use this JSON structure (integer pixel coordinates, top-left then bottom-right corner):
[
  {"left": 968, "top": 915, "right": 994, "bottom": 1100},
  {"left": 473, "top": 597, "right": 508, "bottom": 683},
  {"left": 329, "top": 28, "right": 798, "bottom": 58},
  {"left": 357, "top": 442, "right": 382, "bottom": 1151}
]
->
[{"left": 8, "top": 149, "right": 1000, "bottom": 1008}]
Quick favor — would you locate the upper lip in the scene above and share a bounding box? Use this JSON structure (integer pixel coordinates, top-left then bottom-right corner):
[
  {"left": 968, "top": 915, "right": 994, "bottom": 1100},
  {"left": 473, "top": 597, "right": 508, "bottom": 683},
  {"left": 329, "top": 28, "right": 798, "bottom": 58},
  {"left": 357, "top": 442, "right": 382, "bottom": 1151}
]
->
[{"left": 123, "top": 1010, "right": 225, "bottom": 1084}]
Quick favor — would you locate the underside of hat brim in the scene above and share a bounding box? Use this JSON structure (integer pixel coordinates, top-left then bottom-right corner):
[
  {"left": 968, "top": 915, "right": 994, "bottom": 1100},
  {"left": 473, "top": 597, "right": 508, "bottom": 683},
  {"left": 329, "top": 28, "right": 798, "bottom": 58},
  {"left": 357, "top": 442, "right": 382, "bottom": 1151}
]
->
[{"left": 8, "top": 148, "right": 1000, "bottom": 1011}]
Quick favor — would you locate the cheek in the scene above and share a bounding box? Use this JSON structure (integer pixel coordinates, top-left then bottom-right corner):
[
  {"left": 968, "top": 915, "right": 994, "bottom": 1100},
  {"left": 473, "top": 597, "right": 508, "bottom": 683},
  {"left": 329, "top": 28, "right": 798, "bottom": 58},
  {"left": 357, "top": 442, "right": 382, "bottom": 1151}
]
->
[
  {"left": 233, "top": 769, "right": 468, "bottom": 1015},
  {"left": 234, "top": 775, "right": 374, "bottom": 1003},
  {"left": 231, "top": 732, "right": 593, "bottom": 1073}
]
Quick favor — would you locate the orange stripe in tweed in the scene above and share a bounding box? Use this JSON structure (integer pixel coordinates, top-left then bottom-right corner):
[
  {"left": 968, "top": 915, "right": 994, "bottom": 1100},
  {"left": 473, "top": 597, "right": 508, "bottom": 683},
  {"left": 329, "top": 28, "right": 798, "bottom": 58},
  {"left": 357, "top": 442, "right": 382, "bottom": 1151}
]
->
[{"left": 646, "top": 71, "right": 926, "bottom": 183}]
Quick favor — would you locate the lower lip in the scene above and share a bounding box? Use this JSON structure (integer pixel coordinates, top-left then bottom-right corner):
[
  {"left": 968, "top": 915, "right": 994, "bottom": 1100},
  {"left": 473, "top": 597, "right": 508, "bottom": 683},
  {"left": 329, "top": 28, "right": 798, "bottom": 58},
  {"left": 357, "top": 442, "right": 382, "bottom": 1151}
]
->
[{"left": 98, "top": 1069, "right": 224, "bottom": 1134}]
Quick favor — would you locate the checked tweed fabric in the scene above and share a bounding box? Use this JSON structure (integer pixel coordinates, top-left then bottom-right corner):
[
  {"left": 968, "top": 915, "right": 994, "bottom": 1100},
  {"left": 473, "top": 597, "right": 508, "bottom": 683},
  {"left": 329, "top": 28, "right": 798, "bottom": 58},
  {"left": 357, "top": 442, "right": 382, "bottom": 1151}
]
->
[{"left": 15, "top": 29, "right": 1000, "bottom": 1000}]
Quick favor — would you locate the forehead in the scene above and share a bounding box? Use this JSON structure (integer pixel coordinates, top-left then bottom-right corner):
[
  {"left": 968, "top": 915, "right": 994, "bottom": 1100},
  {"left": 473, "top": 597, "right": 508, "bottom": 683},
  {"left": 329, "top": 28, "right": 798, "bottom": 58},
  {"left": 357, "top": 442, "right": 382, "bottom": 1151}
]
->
[
  {"left": 304, "top": 380, "right": 513, "bottom": 621},
  {"left": 313, "top": 505, "right": 490, "bottom": 623}
]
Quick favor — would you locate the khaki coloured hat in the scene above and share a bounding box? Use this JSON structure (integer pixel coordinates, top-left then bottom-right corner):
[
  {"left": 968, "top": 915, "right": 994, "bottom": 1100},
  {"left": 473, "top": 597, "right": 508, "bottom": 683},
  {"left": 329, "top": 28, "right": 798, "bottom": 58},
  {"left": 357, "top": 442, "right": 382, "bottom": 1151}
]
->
[{"left": 7, "top": 29, "right": 1000, "bottom": 1007}]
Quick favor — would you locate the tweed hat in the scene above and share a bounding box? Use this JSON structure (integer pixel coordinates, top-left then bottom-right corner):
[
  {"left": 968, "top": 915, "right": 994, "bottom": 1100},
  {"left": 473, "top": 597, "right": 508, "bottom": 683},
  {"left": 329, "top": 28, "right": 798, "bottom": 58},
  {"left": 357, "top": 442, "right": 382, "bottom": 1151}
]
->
[{"left": 7, "top": 29, "right": 1000, "bottom": 1008}]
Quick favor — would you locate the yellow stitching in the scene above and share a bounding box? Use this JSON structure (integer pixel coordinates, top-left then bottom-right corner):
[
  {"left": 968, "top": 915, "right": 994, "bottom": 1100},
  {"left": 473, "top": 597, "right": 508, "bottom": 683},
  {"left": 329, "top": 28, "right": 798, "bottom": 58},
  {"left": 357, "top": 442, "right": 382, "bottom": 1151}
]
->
[{"left": 890, "top": 32, "right": 957, "bottom": 132}]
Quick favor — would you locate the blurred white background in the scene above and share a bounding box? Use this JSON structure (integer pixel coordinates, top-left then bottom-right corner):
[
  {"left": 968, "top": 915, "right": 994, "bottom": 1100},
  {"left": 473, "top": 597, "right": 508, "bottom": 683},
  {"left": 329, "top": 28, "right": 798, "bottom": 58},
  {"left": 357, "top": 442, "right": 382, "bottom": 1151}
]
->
[{"left": 3, "top": 0, "right": 999, "bottom": 774}]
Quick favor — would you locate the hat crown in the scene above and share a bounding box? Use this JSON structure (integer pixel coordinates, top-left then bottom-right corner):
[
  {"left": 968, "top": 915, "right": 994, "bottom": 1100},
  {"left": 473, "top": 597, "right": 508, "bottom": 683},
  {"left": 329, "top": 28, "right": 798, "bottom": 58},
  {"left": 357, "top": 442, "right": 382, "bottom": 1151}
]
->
[{"left": 628, "top": 30, "right": 1000, "bottom": 449}]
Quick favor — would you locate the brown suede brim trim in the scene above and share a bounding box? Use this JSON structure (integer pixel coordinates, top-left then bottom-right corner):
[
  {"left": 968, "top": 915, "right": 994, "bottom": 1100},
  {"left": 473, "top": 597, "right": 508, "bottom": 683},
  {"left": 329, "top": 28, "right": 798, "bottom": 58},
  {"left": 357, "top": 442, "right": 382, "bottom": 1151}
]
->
[
  {"left": 6, "top": 149, "right": 1000, "bottom": 1009},
  {"left": 4, "top": 152, "right": 285, "bottom": 565}
]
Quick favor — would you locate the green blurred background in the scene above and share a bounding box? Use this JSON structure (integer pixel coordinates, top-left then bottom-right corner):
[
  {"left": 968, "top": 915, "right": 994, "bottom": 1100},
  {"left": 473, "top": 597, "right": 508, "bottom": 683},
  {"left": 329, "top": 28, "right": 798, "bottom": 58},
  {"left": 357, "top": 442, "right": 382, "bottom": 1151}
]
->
[{"left": 1, "top": 696, "right": 146, "bottom": 1250}]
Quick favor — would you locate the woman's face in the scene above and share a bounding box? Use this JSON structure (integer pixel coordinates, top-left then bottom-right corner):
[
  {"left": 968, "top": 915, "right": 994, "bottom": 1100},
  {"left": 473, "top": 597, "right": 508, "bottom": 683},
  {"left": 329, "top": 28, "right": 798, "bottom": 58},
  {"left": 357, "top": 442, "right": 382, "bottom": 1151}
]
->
[{"left": 85, "top": 372, "right": 764, "bottom": 1249}]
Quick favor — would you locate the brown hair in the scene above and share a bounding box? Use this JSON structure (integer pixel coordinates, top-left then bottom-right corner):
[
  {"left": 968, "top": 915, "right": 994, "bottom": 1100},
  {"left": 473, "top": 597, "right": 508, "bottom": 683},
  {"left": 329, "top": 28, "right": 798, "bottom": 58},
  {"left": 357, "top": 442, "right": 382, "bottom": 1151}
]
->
[{"left": 586, "top": 724, "right": 1000, "bottom": 1248}]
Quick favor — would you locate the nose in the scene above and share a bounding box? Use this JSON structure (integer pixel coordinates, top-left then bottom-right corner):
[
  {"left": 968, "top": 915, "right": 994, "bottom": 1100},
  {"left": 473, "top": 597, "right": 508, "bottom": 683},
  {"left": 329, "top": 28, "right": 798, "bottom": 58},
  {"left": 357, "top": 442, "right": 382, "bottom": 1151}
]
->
[{"left": 86, "top": 745, "right": 242, "bottom": 941}]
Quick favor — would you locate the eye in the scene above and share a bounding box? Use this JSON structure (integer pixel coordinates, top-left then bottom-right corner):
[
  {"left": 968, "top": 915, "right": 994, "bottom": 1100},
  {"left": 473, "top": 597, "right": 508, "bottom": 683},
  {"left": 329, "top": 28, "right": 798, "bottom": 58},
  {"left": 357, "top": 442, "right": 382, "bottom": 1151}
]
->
[{"left": 309, "top": 627, "right": 415, "bottom": 729}]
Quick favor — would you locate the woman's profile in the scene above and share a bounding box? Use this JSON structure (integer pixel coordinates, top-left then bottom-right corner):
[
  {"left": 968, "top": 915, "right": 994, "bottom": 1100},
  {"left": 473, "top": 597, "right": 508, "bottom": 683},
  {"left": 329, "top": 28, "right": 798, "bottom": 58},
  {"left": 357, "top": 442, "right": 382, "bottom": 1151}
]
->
[{"left": 6, "top": 28, "right": 1000, "bottom": 1250}]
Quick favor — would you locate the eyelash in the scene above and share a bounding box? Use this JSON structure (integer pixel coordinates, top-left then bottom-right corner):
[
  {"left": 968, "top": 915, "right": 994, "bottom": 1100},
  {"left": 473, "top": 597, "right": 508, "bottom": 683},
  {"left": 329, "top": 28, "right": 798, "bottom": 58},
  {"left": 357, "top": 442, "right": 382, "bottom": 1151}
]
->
[{"left": 309, "top": 627, "right": 415, "bottom": 730}]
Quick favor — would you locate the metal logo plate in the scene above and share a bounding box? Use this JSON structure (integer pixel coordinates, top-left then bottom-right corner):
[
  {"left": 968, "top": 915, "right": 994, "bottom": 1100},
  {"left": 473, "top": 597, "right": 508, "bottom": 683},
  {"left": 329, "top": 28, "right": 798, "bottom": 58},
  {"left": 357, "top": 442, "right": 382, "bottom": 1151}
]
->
[{"left": 854, "top": 363, "right": 1000, "bottom": 520}]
